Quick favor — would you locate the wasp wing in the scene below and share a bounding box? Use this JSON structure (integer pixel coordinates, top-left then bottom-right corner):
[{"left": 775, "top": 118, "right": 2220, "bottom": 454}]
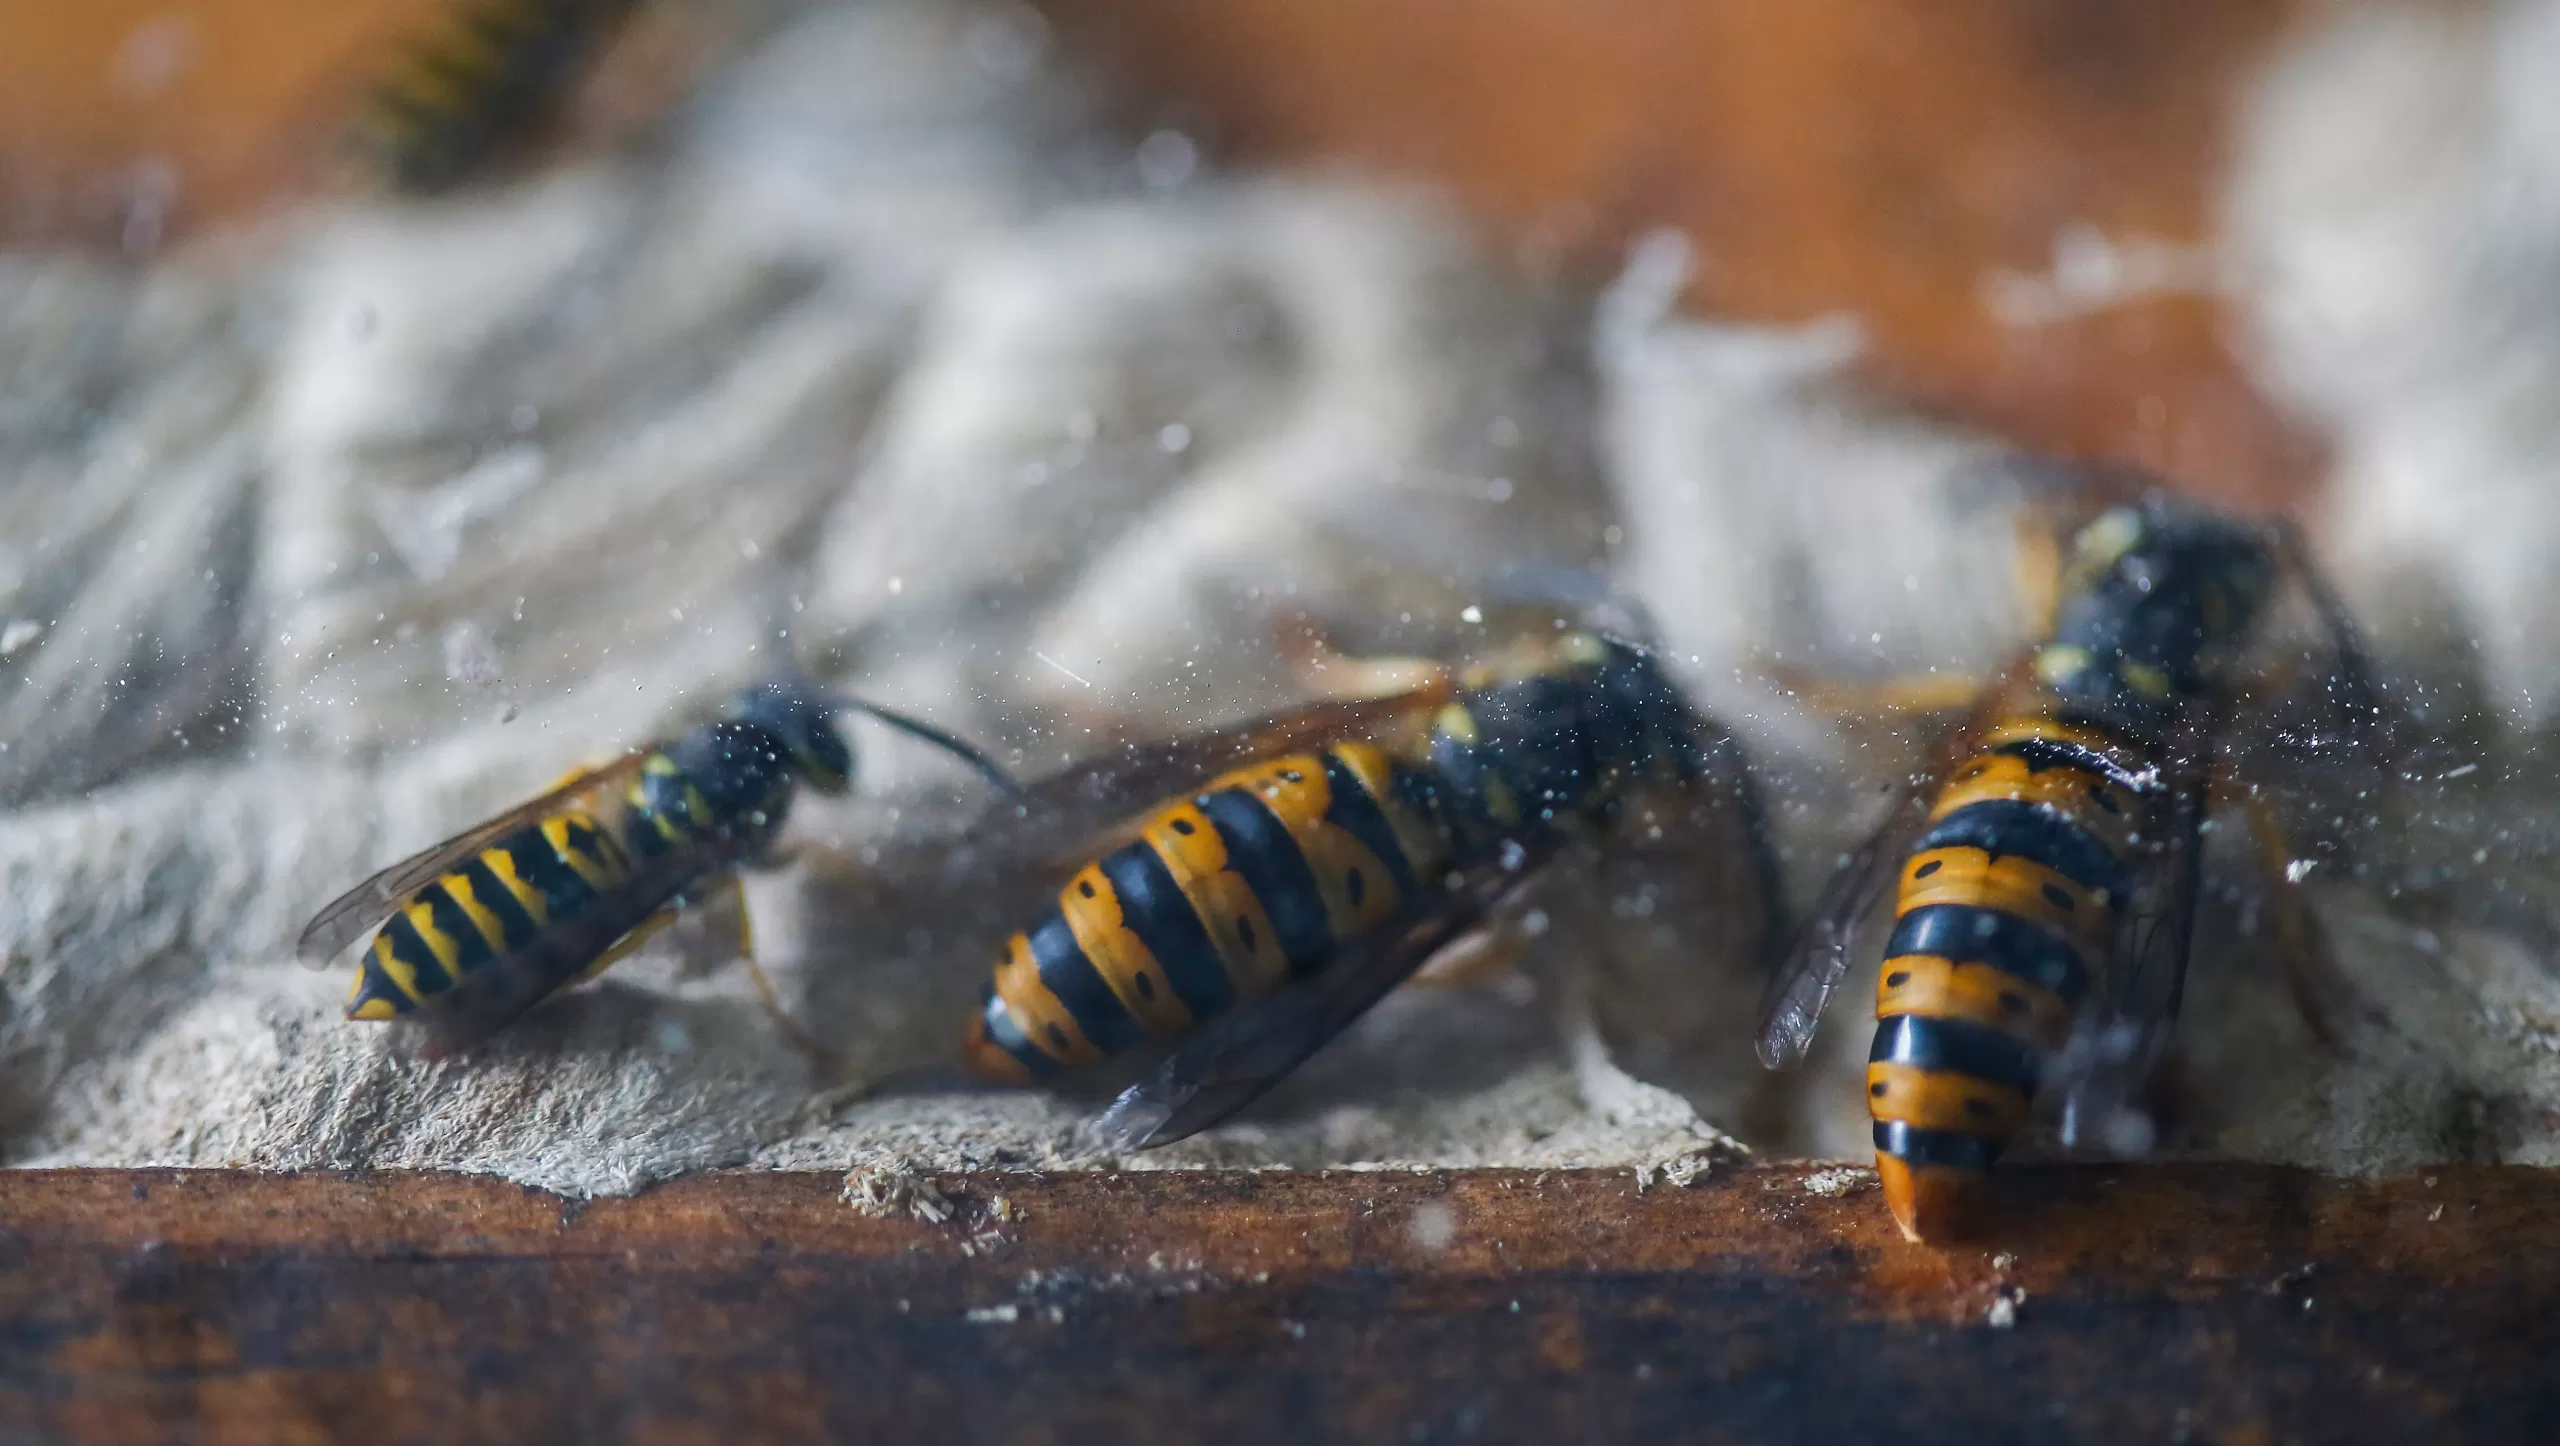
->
[
  {"left": 1752, "top": 656, "right": 2046, "bottom": 1069},
  {"left": 1752, "top": 784, "right": 1928, "bottom": 1070},
  {"left": 404, "top": 835, "right": 749, "bottom": 1054},
  {"left": 1093, "top": 855, "right": 1541, "bottom": 1151},
  {"left": 2053, "top": 702, "right": 2213, "bottom": 1156},
  {"left": 296, "top": 752, "right": 651, "bottom": 966},
  {"left": 947, "top": 687, "right": 1456, "bottom": 882}
]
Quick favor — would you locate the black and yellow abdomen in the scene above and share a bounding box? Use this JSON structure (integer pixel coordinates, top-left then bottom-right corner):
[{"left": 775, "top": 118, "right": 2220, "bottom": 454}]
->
[
  {"left": 347, "top": 811, "right": 629, "bottom": 1019},
  {"left": 360, "top": 0, "right": 644, "bottom": 194},
  {"left": 1869, "top": 714, "right": 2146, "bottom": 1237},
  {"left": 965, "top": 741, "right": 1450, "bottom": 1081},
  {"left": 343, "top": 726, "right": 794, "bottom": 1021}
]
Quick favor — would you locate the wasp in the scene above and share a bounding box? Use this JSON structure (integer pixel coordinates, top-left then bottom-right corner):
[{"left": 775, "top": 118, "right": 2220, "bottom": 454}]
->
[
  {"left": 955, "top": 623, "right": 1782, "bottom": 1148},
  {"left": 356, "top": 0, "right": 645, "bottom": 194},
  {"left": 1755, "top": 485, "right": 2382, "bottom": 1243},
  {"left": 299, "top": 680, "right": 1018, "bottom": 1049}
]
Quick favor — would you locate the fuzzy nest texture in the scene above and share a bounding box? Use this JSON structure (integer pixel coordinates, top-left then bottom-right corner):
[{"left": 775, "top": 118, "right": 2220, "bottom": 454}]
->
[{"left": 3, "top": 0, "right": 2557, "bottom": 1197}]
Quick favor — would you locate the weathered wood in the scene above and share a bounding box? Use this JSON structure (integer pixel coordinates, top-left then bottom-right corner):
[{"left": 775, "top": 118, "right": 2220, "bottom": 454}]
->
[{"left": 2, "top": 1164, "right": 2554, "bottom": 1443}]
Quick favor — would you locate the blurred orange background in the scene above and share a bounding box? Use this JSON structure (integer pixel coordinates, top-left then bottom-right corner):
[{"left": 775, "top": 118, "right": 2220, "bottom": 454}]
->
[{"left": 0, "top": 0, "right": 2320, "bottom": 508}]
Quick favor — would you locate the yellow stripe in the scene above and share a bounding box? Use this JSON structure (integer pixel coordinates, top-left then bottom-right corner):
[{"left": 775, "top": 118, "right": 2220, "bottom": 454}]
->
[
  {"left": 543, "top": 814, "right": 622, "bottom": 890},
  {"left": 1896, "top": 846, "right": 2110, "bottom": 950},
  {"left": 367, "top": 932, "right": 429, "bottom": 1005},
  {"left": 1059, "top": 868, "right": 1196, "bottom": 1039},
  {"left": 992, "top": 932, "right": 1102, "bottom": 1067},
  {"left": 2119, "top": 660, "right": 2174, "bottom": 699},
  {"left": 1216, "top": 754, "right": 1405, "bottom": 941},
  {"left": 1136, "top": 799, "right": 1290, "bottom": 996},
  {"left": 578, "top": 905, "right": 676, "bottom": 983},
  {"left": 1873, "top": 954, "right": 2071, "bottom": 1050},
  {"left": 401, "top": 898, "right": 466, "bottom": 976},
  {"left": 1867, "top": 1061, "right": 2030, "bottom": 1135},
  {"left": 1930, "top": 751, "right": 2140, "bottom": 861},
  {"left": 482, "top": 847, "right": 550, "bottom": 928},
  {"left": 441, "top": 868, "right": 515, "bottom": 953}
]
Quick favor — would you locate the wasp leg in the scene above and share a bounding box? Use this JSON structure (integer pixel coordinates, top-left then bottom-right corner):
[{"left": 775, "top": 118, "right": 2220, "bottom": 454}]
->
[
  {"left": 2230, "top": 788, "right": 2346, "bottom": 1053},
  {"left": 708, "top": 871, "right": 831, "bottom": 1069},
  {"left": 1406, "top": 923, "right": 1528, "bottom": 988},
  {"left": 579, "top": 904, "right": 681, "bottom": 982}
]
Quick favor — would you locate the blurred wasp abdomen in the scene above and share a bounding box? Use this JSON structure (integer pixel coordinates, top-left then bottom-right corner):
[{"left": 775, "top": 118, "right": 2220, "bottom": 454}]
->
[{"left": 359, "top": 0, "right": 644, "bottom": 194}]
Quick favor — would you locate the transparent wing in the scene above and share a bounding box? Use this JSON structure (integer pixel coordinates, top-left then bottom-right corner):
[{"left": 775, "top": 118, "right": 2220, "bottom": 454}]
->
[
  {"left": 1753, "top": 653, "right": 2044, "bottom": 1069},
  {"left": 1093, "top": 853, "right": 1543, "bottom": 1151},
  {"left": 1752, "top": 785, "right": 1927, "bottom": 1070},
  {"left": 954, "top": 687, "right": 1457, "bottom": 880},
  {"left": 2054, "top": 702, "right": 2213, "bottom": 1156},
  {"left": 295, "top": 752, "right": 650, "bottom": 966}
]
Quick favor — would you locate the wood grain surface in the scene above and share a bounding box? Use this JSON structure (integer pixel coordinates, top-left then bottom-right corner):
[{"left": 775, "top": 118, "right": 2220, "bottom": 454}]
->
[{"left": 3, "top": 1163, "right": 2554, "bottom": 1443}]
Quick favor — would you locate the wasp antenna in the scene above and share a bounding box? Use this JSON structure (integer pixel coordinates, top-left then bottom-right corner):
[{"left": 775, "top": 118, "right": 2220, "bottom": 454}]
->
[{"left": 824, "top": 693, "right": 1025, "bottom": 801}]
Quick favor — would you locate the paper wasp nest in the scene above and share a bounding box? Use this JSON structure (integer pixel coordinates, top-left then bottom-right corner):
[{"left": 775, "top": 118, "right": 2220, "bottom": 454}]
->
[{"left": 1, "top": 0, "right": 2554, "bottom": 1195}]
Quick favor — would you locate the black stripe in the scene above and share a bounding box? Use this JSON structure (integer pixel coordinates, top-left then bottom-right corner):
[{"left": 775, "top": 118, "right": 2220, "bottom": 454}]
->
[
  {"left": 458, "top": 855, "right": 542, "bottom": 950},
  {"left": 500, "top": 825, "right": 596, "bottom": 923},
  {"left": 421, "top": 881, "right": 498, "bottom": 977},
  {"left": 1198, "top": 788, "right": 1335, "bottom": 978},
  {"left": 1026, "top": 912, "right": 1149, "bottom": 1054},
  {"left": 1884, "top": 904, "right": 2090, "bottom": 1001},
  {"left": 1993, "top": 734, "right": 2138, "bottom": 784},
  {"left": 349, "top": 956, "right": 414, "bottom": 1017},
  {"left": 1913, "top": 799, "right": 2128, "bottom": 897},
  {"left": 623, "top": 814, "right": 679, "bottom": 862},
  {"left": 1873, "top": 1120, "right": 2005, "bottom": 1170},
  {"left": 1101, "top": 843, "right": 1237, "bottom": 1021},
  {"left": 1320, "top": 751, "right": 1422, "bottom": 903},
  {"left": 980, "top": 985, "right": 1059, "bottom": 1078},
  {"left": 378, "top": 914, "right": 455, "bottom": 998},
  {"left": 1870, "top": 1014, "right": 2043, "bottom": 1096}
]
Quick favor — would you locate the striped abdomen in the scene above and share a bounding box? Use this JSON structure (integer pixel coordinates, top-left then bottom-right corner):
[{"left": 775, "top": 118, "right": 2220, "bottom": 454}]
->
[
  {"left": 346, "top": 811, "right": 631, "bottom": 1019},
  {"left": 965, "top": 742, "right": 1450, "bottom": 1081},
  {"left": 361, "top": 0, "right": 642, "bottom": 194},
  {"left": 1868, "top": 714, "right": 2147, "bottom": 1241}
]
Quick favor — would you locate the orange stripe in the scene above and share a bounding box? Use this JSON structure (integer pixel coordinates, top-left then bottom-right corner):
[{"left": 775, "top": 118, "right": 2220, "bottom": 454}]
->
[
  {"left": 1874, "top": 954, "right": 2071, "bottom": 1050},
  {"left": 1866, "top": 1061, "right": 2030, "bottom": 1135},
  {"left": 1135, "top": 799, "right": 1290, "bottom": 997},
  {"left": 1895, "top": 846, "right": 2111, "bottom": 951},
  {"left": 1212, "top": 753, "right": 1405, "bottom": 940},
  {"left": 991, "top": 931, "right": 1101, "bottom": 1067},
  {"left": 1058, "top": 865, "right": 1197, "bottom": 1039},
  {"left": 1929, "top": 752, "right": 2142, "bottom": 861}
]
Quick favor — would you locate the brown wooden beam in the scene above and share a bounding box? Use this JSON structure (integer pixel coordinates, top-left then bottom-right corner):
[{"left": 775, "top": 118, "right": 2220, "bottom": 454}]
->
[{"left": 3, "top": 1163, "right": 2554, "bottom": 1442}]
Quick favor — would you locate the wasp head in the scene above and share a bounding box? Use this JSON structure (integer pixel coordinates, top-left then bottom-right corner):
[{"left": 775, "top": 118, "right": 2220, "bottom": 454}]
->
[
  {"left": 2044, "top": 494, "right": 2279, "bottom": 705},
  {"left": 731, "top": 681, "right": 856, "bottom": 794}
]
